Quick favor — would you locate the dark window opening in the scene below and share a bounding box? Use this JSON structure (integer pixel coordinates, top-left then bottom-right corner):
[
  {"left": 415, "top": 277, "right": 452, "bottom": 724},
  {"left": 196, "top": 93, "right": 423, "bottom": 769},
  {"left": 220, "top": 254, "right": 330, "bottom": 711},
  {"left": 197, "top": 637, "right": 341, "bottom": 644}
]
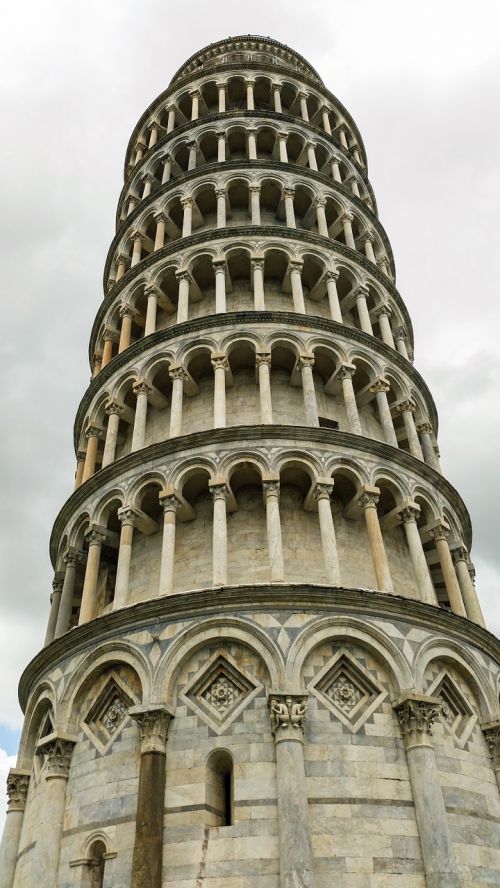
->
[
  {"left": 319, "top": 417, "right": 339, "bottom": 430},
  {"left": 206, "top": 749, "right": 234, "bottom": 827}
]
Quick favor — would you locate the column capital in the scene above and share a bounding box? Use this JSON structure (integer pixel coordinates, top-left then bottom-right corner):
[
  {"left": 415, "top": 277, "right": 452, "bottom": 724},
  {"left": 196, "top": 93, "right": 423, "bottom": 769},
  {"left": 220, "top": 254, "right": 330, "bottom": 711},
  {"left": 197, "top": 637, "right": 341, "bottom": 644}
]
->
[
  {"left": 168, "top": 363, "right": 188, "bottom": 382},
  {"left": 85, "top": 425, "right": 104, "bottom": 440},
  {"left": 188, "top": 88, "right": 201, "bottom": 98},
  {"left": 340, "top": 211, "right": 354, "bottom": 224},
  {"left": 129, "top": 704, "right": 174, "bottom": 755},
  {"left": 180, "top": 195, "right": 194, "bottom": 209},
  {"left": 6, "top": 769, "right": 31, "bottom": 812},
  {"left": 393, "top": 693, "right": 442, "bottom": 749},
  {"left": 398, "top": 503, "right": 421, "bottom": 525},
  {"left": 212, "top": 258, "right": 227, "bottom": 273},
  {"left": 153, "top": 210, "right": 167, "bottom": 225},
  {"left": 142, "top": 172, "right": 155, "bottom": 185},
  {"left": 175, "top": 268, "right": 192, "bottom": 284},
  {"left": 376, "top": 302, "right": 392, "bottom": 318},
  {"left": 288, "top": 258, "right": 303, "bottom": 273},
  {"left": 37, "top": 733, "right": 77, "bottom": 778},
  {"left": 132, "top": 379, "right": 153, "bottom": 398},
  {"left": 416, "top": 420, "right": 433, "bottom": 435},
  {"left": 131, "top": 229, "right": 144, "bottom": 243},
  {"left": 103, "top": 327, "right": 119, "bottom": 343},
  {"left": 394, "top": 325, "right": 408, "bottom": 342},
  {"left": 268, "top": 691, "right": 308, "bottom": 742},
  {"left": 117, "top": 506, "right": 139, "bottom": 528},
  {"left": 298, "top": 90, "right": 309, "bottom": 100},
  {"left": 337, "top": 362, "right": 356, "bottom": 380},
  {"left": 482, "top": 720, "right": 500, "bottom": 769},
  {"left": 84, "top": 525, "right": 108, "bottom": 547},
  {"left": 313, "top": 481, "right": 334, "bottom": 501},
  {"left": 211, "top": 352, "right": 229, "bottom": 372},
  {"left": 216, "top": 129, "right": 227, "bottom": 140},
  {"left": 249, "top": 183, "right": 261, "bottom": 195},
  {"left": 396, "top": 398, "right": 416, "bottom": 415},
  {"left": 298, "top": 353, "right": 315, "bottom": 370},
  {"left": 209, "top": 482, "right": 229, "bottom": 502},
  {"left": 277, "top": 130, "right": 288, "bottom": 141},
  {"left": 315, "top": 197, "right": 326, "bottom": 209},
  {"left": 186, "top": 138, "right": 198, "bottom": 150},
  {"left": 159, "top": 493, "right": 181, "bottom": 514},
  {"left": 244, "top": 77, "right": 256, "bottom": 86},
  {"left": 354, "top": 283, "right": 369, "bottom": 300},
  {"left": 357, "top": 485, "right": 380, "bottom": 510},
  {"left": 262, "top": 479, "right": 280, "bottom": 499},
  {"left": 451, "top": 544, "right": 469, "bottom": 564},
  {"left": 363, "top": 229, "right": 375, "bottom": 243},
  {"left": 256, "top": 351, "right": 272, "bottom": 367},
  {"left": 431, "top": 523, "right": 450, "bottom": 543},
  {"left": 214, "top": 186, "right": 226, "bottom": 199},
  {"left": 52, "top": 571, "right": 64, "bottom": 595},
  {"left": 251, "top": 257, "right": 265, "bottom": 272},
  {"left": 282, "top": 187, "right": 295, "bottom": 200},
  {"left": 119, "top": 304, "right": 137, "bottom": 320},
  {"left": 369, "top": 378, "right": 390, "bottom": 395},
  {"left": 326, "top": 269, "right": 340, "bottom": 282},
  {"left": 105, "top": 400, "right": 124, "bottom": 417},
  {"left": 63, "top": 549, "right": 84, "bottom": 568}
]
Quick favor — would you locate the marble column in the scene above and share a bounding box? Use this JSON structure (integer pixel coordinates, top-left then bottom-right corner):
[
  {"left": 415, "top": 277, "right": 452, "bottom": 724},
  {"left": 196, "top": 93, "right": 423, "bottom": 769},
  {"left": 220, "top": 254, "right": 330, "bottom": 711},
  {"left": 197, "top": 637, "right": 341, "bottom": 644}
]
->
[
  {"left": 144, "top": 285, "right": 158, "bottom": 336},
  {"left": 397, "top": 400, "right": 424, "bottom": 459},
  {"left": 256, "top": 353, "right": 273, "bottom": 423},
  {"left": 34, "top": 735, "right": 76, "bottom": 888},
  {"left": 417, "top": 422, "right": 440, "bottom": 471},
  {"left": 161, "top": 154, "right": 172, "bottom": 184},
  {"left": 142, "top": 174, "right": 154, "bottom": 199},
  {"left": 175, "top": 271, "right": 190, "bottom": 324},
  {"left": 299, "top": 92, "right": 309, "bottom": 121},
  {"left": 129, "top": 705, "right": 173, "bottom": 888},
  {"left": 283, "top": 189, "right": 296, "bottom": 228},
  {"left": 348, "top": 176, "right": 361, "bottom": 198},
  {"left": 370, "top": 380, "right": 398, "bottom": 447},
  {"left": 113, "top": 508, "right": 137, "bottom": 609},
  {"left": 431, "top": 525, "right": 467, "bottom": 617},
  {"left": 148, "top": 123, "right": 158, "bottom": 149},
  {"left": 118, "top": 307, "right": 134, "bottom": 353},
  {"left": 307, "top": 142, "right": 318, "bottom": 171},
  {"left": 452, "top": 546, "right": 485, "bottom": 626},
  {"left": 341, "top": 212, "right": 355, "bottom": 249},
  {"left": 131, "top": 381, "right": 151, "bottom": 451},
  {"left": 213, "top": 260, "right": 227, "bottom": 312},
  {"left": 359, "top": 489, "right": 393, "bottom": 592},
  {"left": 187, "top": 140, "right": 197, "bottom": 170},
  {"left": 338, "top": 127, "right": 349, "bottom": 149},
  {"left": 55, "top": 551, "right": 81, "bottom": 637},
  {"left": 0, "top": 769, "right": 30, "bottom": 888},
  {"left": 338, "top": 364, "right": 362, "bottom": 435},
  {"left": 218, "top": 83, "right": 226, "bottom": 112},
  {"left": 331, "top": 158, "right": 342, "bottom": 183},
  {"left": 190, "top": 89, "right": 200, "bottom": 121},
  {"left": 290, "top": 261, "right": 305, "bottom": 313},
  {"left": 394, "top": 326, "right": 410, "bottom": 360},
  {"left": 79, "top": 526, "right": 107, "bottom": 624},
  {"left": 74, "top": 451, "right": 85, "bottom": 489},
  {"left": 273, "top": 84, "right": 282, "bottom": 112},
  {"left": 314, "top": 482, "right": 341, "bottom": 584},
  {"left": 250, "top": 185, "right": 261, "bottom": 224},
  {"left": 181, "top": 196, "right": 193, "bottom": 237},
  {"left": 153, "top": 213, "right": 166, "bottom": 251},
  {"left": 101, "top": 330, "right": 116, "bottom": 368},
  {"left": 131, "top": 233, "right": 143, "bottom": 267},
  {"left": 102, "top": 402, "right": 123, "bottom": 468},
  {"left": 252, "top": 258, "right": 265, "bottom": 309},
  {"left": 363, "top": 231, "right": 376, "bottom": 262},
  {"left": 82, "top": 426, "right": 103, "bottom": 483},
  {"left": 315, "top": 200, "right": 328, "bottom": 236},
  {"left": 169, "top": 365, "right": 187, "bottom": 437},
  {"left": 482, "top": 722, "right": 500, "bottom": 792},
  {"left": 216, "top": 187, "right": 226, "bottom": 228},
  {"left": 263, "top": 481, "right": 285, "bottom": 582},
  {"left": 116, "top": 253, "right": 128, "bottom": 281},
  {"left": 211, "top": 354, "right": 228, "bottom": 427},
  {"left": 299, "top": 355, "right": 319, "bottom": 426},
  {"left": 326, "top": 271, "right": 342, "bottom": 322},
  {"left": 217, "top": 132, "right": 226, "bottom": 162},
  {"left": 398, "top": 506, "right": 437, "bottom": 605},
  {"left": 322, "top": 106, "right": 332, "bottom": 134},
  {"left": 394, "top": 694, "right": 460, "bottom": 888},
  {"left": 376, "top": 304, "right": 396, "bottom": 348},
  {"left": 248, "top": 128, "right": 257, "bottom": 160},
  {"left": 246, "top": 78, "right": 255, "bottom": 110},
  {"left": 268, "top": 693, "right": 315, "bottom": 888},
  {"left": 158, "top": 495, "right": 180, "bottom": 596},
  {"left": 166, "top": 105, "right": 175, "bottom": 133},
  {"left": 210, "top": 483, "right": 228, "bottom": 586},
  {"left": 44, "top": 572, "right": 64, "bottom": 646},
  {"left": 278, "top": 132, "right": 288, "bottom": 163},
  {"left": 355, "top": 286, "right": 373, "bottom": 334}
]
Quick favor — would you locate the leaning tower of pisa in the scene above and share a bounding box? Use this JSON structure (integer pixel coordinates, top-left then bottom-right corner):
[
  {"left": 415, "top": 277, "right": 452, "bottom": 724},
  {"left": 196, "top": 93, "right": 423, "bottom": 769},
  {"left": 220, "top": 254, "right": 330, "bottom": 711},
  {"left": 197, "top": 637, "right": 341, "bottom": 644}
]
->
[{"left": 1, "top": 35, "right": 499, "bottom": 888}]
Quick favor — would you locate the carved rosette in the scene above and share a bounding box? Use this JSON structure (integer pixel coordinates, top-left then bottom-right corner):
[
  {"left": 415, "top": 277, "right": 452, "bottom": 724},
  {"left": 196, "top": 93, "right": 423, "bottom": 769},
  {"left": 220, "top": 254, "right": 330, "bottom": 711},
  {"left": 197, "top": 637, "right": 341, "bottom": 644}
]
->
[
  {"left": 129, "top": 705, "right": 173, "bottom": 755},
  {"left": 268, "top": 692, "right": 308, "bottom": 742},
  {"left": 37, "top": 735, "right": 76, "bottom": 778},
  {"left": 6, "top": 769, "right": 30, "bottom": 812},
  {"left": 393, "top": 695, "right": 442, "bottom": 748}
]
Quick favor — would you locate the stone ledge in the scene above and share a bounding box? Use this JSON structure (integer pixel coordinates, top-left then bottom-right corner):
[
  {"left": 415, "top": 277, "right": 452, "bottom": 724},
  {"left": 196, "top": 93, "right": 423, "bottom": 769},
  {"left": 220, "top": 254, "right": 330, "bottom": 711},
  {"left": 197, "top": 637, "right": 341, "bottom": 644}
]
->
[{"left": 19, "top": 584, "right": 500, "bottom": 710}]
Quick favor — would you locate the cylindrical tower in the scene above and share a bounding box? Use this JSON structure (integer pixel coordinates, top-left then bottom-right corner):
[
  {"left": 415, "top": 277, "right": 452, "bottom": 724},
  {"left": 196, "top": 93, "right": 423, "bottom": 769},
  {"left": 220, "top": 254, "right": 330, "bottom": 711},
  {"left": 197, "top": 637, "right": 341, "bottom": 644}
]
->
[{"left": 2, "top": 36, "right": 499, "bottom": 888}]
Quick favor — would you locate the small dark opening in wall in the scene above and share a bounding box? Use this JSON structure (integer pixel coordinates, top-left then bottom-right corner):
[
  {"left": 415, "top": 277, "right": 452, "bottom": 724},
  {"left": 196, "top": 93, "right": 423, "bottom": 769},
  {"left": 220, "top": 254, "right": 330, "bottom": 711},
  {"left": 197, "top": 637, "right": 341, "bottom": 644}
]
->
[
  {"left": 319, "top": 417, "right": 339, "bottom": 430},
  {"left": 206, "top": 749, "right": 234, "bottom": 826}
]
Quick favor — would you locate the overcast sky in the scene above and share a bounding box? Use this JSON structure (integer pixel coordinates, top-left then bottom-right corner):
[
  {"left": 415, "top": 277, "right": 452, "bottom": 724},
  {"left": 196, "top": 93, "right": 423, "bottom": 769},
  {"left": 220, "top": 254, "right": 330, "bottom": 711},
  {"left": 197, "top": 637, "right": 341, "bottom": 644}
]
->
[{"left": 0, "top": 0, "right": 499, "bottom": 830}]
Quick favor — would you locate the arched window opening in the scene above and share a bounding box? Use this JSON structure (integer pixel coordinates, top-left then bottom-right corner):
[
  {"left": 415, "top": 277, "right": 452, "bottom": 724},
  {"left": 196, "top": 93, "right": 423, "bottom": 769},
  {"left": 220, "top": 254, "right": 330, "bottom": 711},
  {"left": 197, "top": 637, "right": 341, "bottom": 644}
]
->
[
  {"left": 206, "top": 749, "right": 233, "bottom": 826},
  {"left": 87, "top": 840, "right": 106, "bottom": 888}
]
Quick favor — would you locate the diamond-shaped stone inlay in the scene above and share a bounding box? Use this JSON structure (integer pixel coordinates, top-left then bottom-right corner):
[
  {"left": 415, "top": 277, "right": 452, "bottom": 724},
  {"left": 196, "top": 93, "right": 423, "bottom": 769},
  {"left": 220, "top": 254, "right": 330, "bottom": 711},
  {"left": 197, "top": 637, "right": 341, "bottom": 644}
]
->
[
  {"left": 82, "top": 676, "right": 135, "bottom": 754},
  {"left": 182, "top": 650, "right": 262, "bottom": 735},
  {"left": 308, "top": 649, "right": 387, "bottom": 733},
  {"left": 427, "top": 670, "right": 477, "bottom": 747}
]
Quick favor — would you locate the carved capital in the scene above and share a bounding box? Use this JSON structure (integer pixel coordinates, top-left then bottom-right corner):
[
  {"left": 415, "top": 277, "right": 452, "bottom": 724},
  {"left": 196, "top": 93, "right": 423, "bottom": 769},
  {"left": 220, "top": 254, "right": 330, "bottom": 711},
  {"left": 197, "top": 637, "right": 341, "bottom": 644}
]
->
[
  {"left": 180, "top": 195, "right": 194, "bottom": 209},
  {"left": 85, "top": 525, "right": 107, "bottom": 547},
  {"left": 132, "top": 380, "right": 153, "bottom": 398},
  {"left": 398, "top": 504, "right": 421, "bottom": 525},
  {"left": 376, "top": 302, "right": 392, "bottom": 319},
  {"left": 452, "top": 545, "right": 469, "bottom": 564},
  {"left": 210, "top": 483, "right": 229, "bottom": 502},
  {"left": 482, "top": 721, "right": 500, "bottom": 770},
  {"left": 394, "top": 325, "right": 408, "bottom": 342},
  {"left": 256, "top": 352, "right": 271, "bottom": 368},
  {"left": 298, "top": 354, "right": 315, "bottom": 370},
  {"left": 175, "top": 269, "right": 192, "bottom": 284},
  {"left": 340, "top": 211, "right": 354, "bottom": 224},
  {"left": 326, "top": 270, "right": 340, "bottom": 283},
  {"left": 358, "top": 490, "right": 379, "bottom": 511},
  {"left": 105, "top": 400, "right": 124, "bottom": 417},
  {"left": 268, "top": 692, "right": 308, "bottom": 741},
  {"left": 393, "top": 694, "right": 442, "bottom": 748},
  {"left": 282, "top": 187, "right": 295, "bottom": 200},
  {"left": 369, "top": 379, "right": 390, "bottom": 395},
  {"left": 117, "top": 506, "right": 138, "bottom": 528},
  {"left": 251, "top": 258, "right": 264, "bottom": 272},
  {"left": 416, "top": 421, "right": 433, "bottom": 435},
  {"left": 6, "top": 769, "right": 30, "bottom": 812},
  {"left": 314, "top": 482, "right": 334, "bottom": 502},
  {"left": 211, "top": 354, "right": 229, "bottom": 372},
  {"left": 215, "top": 187, "right": 226, "bottom": 200},
  {"left": 85, "top": 425, "right": 104, "bottom": 440},
  {"left": 396, "top": 399, "right": 416, "bottom": 415},
  {"left": 160, "top": 494, "right": 181, "bottom": 514},
  {"left": 263, "top": 479, "right": 280, "bottom": 500},
  {"left": 37, "top": 734, "right": 76, "bottom": 778},
  {"left": 432, "top": 524, "right": 450, "bottom": 544},
  {"left": 129, "top": 705, "right": 173, "bottom": 755},
  {"left": 337, "top": 363, "right": 355, "bottom": 381}
]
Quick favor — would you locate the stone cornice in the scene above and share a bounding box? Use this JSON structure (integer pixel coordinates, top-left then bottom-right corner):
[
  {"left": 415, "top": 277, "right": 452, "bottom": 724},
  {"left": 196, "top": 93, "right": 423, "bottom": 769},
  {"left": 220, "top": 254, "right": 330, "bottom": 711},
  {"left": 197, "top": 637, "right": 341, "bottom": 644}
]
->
[
  {"left": 19, "top": 584, "right": 499, "bottom": 710},
  {"left": 56, "top": 425, "right": 468, "bottom": 565},
  {"left": 95, "top": 227, "right": 406, "bottom": 360},
  {"left": 120, "top": 110, "right": 375, "bottom": 216},
  {"left": 124, "top": 63, "right": 367, "bottom": 173}
]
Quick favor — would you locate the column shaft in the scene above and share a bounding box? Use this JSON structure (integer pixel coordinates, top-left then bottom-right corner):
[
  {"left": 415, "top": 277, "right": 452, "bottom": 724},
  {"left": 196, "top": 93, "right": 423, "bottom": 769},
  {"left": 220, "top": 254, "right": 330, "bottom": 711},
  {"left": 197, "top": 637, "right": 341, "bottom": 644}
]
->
[
  {"left": 264, "top": 484, "right": 285, "bottom": 582},
  {"left": 169, "top": 371, "right": 185, "bottom": 437},
  {"left": 326, "top": 273, "right": 342, "bottom": 322},
  {"left": 361, "top": 494, "right": 393, "bottom": 592},
  {"left": 44, "top": 576, "right": 63, "bottom": 646},
  {"left": 252, "top": 261, "right": 265, "bottom": 309},
  {"left": 82, "top": 432, "right": 99, "bottom": 483},
  {"left": 212, "top": 359, "right": 227, "bottom": 427},
  {"left": 316, "top": 489, "right": 341, "bottom": 584},
  {"left": 339, "top": 368, "right": 362, "bottom": 435},
  {"left": 54, "top": 556, "right": 77, "bottom": 637},
  {"left": 102, "top": 409, "right": 121, "bottom": 468},
  {"left": 434, "top": 530, "right": 467, "bottom": 617},
  {"left": 114, "top": 514, "right": 135, "bottom": 609},
  {"left": 400, "top": 510, "right": 437, "bottom": 605},
  {"left": 211, "top": 487, "right": 227, "bottom": 586},
  {"left": 158, "top": 500, "right": 178, "bottom": 596},
  {"left": 176, "top": 274, "right": 190, "bottom": 323},
  {"left": 373, "top": 384, "right": 398, "bottom": 447},
  {"left": 257, "top": 356, "right": 273, "bottom": 423},
  {"left": 300, "top": 359, "right": 319, "bottom": 426},
  {"left": 453, "top": 549, "right": 485, "bottom": 626},
  {"left": 144, "top": 291, "right": 158, "bottom": 336},
  {"left": 132, "top": 386, "right": 149, "bottom": 451},
  {"left": 290, "top": 266, "right": 305, "bottom": 313},
  {"left": 214, "top": 264, "right": 227, "bottom": 312},
  {"left": 356, "top": 290, "right": 373, "bottom": 334},
  {"left": 79, "top": 536, "right": 104, "bottom": 624}
]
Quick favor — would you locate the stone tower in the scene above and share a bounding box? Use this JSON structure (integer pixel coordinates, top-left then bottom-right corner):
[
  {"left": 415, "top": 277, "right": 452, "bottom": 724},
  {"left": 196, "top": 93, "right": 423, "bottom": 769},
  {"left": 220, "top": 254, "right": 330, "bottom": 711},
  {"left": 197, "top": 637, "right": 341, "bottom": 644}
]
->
[{"left": 1, "top": 35, "right": 499, "bottom": 888}]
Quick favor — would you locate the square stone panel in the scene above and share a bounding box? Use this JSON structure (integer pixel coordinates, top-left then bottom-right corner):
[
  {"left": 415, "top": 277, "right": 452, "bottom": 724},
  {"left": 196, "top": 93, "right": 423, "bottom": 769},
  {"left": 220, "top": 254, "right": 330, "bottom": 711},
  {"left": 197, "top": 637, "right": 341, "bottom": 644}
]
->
[
  {"left": 82, "top": 674, "right": 137, "bottom": 754},
  {"left": 181, "top": 649, "right": 262, "bottom": 735},
  {"left": 426, "top": 669, "right": 477, "bottom": 748},
  {"left": 308, "top": 648, "right": 387, "bottom": 733}
]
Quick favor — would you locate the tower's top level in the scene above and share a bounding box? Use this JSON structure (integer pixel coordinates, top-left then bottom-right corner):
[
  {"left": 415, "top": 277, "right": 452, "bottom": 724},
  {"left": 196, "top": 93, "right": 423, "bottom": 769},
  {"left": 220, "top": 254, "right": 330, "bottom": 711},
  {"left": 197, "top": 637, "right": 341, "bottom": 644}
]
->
[{"left": 169, "top": 35, "right": 323, "bottom": 86}]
